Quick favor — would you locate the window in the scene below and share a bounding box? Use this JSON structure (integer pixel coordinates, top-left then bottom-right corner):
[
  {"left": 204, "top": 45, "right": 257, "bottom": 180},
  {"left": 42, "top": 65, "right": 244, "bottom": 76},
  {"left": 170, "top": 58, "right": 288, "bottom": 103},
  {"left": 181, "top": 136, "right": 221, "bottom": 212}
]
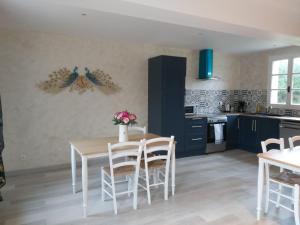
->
[{"left": 269, "top": 56, "right": 300, "bottom": 108}]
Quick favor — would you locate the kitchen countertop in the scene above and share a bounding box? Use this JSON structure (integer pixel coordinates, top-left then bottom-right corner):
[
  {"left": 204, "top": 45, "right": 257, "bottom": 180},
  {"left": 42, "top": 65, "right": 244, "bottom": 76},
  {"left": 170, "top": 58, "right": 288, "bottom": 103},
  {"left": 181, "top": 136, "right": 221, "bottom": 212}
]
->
[{"left": 185, "top": 113, "right": 300, "bottom": 122}]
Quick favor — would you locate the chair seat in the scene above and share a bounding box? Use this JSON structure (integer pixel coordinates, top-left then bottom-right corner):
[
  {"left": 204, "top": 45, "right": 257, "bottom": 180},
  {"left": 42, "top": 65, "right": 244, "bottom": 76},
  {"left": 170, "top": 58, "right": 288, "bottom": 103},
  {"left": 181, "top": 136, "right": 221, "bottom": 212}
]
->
[
  {"left": 271, "top": 171, "right": 300, "bottom": 185},
  {"left": 141, "top": 160, "right": 166, "bottom": 169},
  {"left": 103, "top": 165, "right": 135, "bottom": 177}
]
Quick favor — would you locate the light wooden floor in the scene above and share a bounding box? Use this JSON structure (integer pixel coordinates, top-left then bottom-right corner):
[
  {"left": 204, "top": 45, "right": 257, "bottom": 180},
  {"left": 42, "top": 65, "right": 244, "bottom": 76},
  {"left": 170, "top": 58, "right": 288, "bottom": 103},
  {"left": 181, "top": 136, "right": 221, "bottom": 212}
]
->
[{"left": 0, "top": 150, "right": 297, "bottom": 225}]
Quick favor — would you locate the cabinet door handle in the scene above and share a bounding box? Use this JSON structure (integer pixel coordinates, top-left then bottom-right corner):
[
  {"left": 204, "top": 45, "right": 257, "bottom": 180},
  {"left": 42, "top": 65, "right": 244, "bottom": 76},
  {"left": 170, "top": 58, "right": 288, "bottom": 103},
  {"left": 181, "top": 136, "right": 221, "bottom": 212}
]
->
[
  {"left": 237, "top": 119, "right": 239, "bottom": 129},
  {"left": 255, "top": 120, "right": 257, "bottom": 131},
  {"left": 251, "top": 120, "right": 254, "bottom": 131},
  {"left": 192, "top": 138, "right": 202, "bottom": 141},
  {"left": 192, "top": 125, "right": 202, "bottom": 128}
]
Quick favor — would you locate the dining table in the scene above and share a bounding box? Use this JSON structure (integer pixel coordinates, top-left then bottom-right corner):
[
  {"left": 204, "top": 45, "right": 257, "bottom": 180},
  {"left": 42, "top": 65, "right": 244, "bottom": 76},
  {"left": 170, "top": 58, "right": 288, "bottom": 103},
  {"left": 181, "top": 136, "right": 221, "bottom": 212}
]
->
[
  {"left": 69, "top": 133, "right": 176, "bottom": 217},
  {"left": 257, "top": 149, "right": 300, "bottom": 220}
]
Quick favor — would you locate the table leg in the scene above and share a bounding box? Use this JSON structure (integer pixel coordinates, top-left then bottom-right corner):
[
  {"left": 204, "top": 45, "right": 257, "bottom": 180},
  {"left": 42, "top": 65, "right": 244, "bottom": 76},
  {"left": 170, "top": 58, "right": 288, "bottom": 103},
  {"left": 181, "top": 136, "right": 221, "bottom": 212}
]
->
[
  {"left": 257, "top": 158, "right": 264, "bottom": 220},
  {"left": 82, "top": 156, "right": 88, "bottom": 218},
  {"left": 71, "top": 145, "right": 77, "bottom": 194},
  {"left": 171, "top": 144, "right": 176, "bottom": 196}
]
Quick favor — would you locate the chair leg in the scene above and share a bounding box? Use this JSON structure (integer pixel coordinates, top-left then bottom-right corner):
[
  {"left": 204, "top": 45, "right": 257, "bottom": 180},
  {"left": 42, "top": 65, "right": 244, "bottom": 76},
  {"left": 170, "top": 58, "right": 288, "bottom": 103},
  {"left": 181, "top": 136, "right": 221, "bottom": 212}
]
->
[
  {"left": 276, "top": 167, "right": 283, "bottom": 208},
  {"left": 145, "top": 168, "right": 151, "bottom": 205},
  {"left": 264, "top": 164, "right": 270, "bottom": 214},
  {"left": 111, "top": 178, "right": 118, "bottom": 215},
  {"left": 101, "top": 168, "right": 105, "bottom": 201},
  {"left": 264, "top": 178, "right": 270, "bottom": 214},
  {"left": 164, "top": 166, "right": 170, "bottom": 201},
  {"left": 128, "top": 176, "right": 131, "bottom": 197},
  {"left": 276, "top": 184, "right": 282, "bottom": 208},
  {"left": 294, "top": 185, "right": 300, "bottom": 225},
  {"left": 133, "top": 171, "right": 139, "bottom": 210},
  {"left": 153, "top": 169, "right": 158, "bottom": 188}
]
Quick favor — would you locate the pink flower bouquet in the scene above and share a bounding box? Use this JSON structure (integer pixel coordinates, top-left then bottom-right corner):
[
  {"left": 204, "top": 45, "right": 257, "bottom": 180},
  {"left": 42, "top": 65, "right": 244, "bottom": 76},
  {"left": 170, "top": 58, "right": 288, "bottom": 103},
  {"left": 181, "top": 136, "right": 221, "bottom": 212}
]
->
[{"left": 113, "top": 110, "right": 137, "bottom": 125}]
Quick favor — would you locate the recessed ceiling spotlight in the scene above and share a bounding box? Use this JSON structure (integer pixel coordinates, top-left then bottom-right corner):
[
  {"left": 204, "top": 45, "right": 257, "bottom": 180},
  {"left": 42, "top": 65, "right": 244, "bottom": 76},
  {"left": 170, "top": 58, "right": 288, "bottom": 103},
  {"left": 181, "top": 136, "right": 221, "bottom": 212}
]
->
[{"left": 81, "top": 13, "right": 87, "bottom": 16}]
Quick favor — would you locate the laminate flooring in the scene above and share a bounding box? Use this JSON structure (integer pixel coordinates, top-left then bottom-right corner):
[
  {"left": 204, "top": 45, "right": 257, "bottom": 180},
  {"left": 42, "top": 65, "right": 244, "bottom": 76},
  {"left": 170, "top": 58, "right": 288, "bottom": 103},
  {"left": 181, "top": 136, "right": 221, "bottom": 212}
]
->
[{"left": 0, "top": 150, "right": 296, "bottom": 225}]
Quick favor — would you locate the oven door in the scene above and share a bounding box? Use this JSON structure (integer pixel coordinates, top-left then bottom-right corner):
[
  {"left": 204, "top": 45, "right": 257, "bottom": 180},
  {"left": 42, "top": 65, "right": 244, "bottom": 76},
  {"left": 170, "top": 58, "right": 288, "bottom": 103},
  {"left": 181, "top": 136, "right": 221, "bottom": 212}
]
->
[{"left": 206, "top": 122, "right": 227, "bottom": 153}]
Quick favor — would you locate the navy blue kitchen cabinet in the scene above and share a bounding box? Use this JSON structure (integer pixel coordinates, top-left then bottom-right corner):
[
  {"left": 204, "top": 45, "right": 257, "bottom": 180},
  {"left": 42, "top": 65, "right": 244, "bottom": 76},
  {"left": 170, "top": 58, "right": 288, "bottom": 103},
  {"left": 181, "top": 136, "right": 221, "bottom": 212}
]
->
[
  {"left": 237, "top": 116, "right": 280, "bottom": 153},
  {"left": 257, "top": 117, "right": 280, "bottom": 151},
  {"left": 148, "top": 55, "right": 186, "bottom": 157},
  {"left": 185, "top": 118, "right": 207, "bottom": 155},
  {"left": 226, "top": 115, "right": 239, "bottom": 149},
  {"left": 239, "top": 116, "right": 259, "bottom": 152}
]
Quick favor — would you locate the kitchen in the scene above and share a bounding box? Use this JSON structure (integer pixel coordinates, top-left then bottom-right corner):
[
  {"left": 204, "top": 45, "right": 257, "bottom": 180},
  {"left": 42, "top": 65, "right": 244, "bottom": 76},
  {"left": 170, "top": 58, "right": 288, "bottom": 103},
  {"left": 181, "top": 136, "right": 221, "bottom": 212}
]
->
[{"left": 148, "top": 49, "right": 300, "bottom": 157}]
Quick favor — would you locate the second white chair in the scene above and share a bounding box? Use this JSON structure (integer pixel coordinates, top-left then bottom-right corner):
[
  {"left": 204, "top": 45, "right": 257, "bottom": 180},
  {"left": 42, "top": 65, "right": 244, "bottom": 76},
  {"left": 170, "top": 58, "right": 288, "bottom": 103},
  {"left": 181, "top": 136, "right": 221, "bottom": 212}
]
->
[
  {"left": 139, "top": 136, "right": 174, "bottom": 204},
  {"left": 262, "top": 138, "right": 300, "bottom": 225},
  {"left": 128, "top": 126, "right": 147, "bottom": 135},
  {"left": 289, "top": 135, "right": 300, "bottom": 151},
  {"left": 101, "top": 141, "right": 144, "bottom": 214}
]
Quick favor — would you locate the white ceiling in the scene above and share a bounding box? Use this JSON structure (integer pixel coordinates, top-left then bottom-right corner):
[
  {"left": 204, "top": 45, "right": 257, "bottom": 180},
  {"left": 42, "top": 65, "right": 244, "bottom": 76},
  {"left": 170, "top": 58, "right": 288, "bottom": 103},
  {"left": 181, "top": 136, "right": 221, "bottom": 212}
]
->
[{"left": 0, "top": 0, "right": 300, "bottom": 54}]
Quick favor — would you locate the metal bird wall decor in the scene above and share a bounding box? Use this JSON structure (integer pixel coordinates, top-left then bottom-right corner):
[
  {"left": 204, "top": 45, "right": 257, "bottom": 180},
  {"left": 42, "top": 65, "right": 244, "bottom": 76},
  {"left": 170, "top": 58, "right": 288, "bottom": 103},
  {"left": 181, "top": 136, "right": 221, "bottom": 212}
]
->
[{"left": 38, "top": 67, "right": 118, "bottom": 94}]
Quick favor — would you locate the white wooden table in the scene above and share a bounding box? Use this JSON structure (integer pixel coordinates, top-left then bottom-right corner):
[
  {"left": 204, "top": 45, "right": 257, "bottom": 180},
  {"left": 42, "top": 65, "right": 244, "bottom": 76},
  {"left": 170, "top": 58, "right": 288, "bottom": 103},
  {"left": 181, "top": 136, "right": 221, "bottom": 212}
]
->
[
  {"left": 257, "top": 150, "right": 300, "bottom": 220},
  {"left": 69, "top": 133, "right": 176, "bottom": 217}
]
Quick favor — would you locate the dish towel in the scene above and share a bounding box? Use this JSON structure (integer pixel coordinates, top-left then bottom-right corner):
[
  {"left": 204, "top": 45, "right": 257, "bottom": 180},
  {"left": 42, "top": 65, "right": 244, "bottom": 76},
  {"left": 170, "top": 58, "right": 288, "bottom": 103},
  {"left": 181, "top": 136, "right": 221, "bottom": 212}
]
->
[{"left": 214, "top": 123, "right": 224, "bottom": 144}]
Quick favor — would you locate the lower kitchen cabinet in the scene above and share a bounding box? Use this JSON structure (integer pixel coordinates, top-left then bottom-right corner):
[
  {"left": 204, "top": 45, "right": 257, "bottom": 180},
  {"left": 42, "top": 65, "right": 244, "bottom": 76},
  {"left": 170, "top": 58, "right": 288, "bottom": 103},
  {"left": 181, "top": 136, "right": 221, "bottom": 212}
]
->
[
  {"left": 227, "top": 115, "right": 280, "bottom": 153},
  {"left": 226, "top": 115, "right": 239, "bottom": 149},
  {"left": 239, "top": 116, "right": 259, "bottom": 152},
  {"left": 184, "top": 118, "right": 207, "bottom": 156}
]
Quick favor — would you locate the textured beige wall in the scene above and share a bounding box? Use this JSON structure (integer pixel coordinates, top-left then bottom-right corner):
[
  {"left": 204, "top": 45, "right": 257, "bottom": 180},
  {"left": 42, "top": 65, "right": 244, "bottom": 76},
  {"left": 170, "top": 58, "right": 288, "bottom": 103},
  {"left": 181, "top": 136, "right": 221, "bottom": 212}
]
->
[
  {"left": 0, "top": 30, "right": 241, "bottom": 172},
  {"left": 239, "top": 46, "right": 300, "bottom": 90},
  {"left": 186, "top": 52, "right": 241, "bottom": 90}
]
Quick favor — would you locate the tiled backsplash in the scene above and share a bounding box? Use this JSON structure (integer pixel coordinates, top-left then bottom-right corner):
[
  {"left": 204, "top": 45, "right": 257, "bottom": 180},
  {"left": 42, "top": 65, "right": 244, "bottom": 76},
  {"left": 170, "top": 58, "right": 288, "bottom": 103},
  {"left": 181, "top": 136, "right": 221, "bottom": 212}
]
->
[
  {"left": 185, "top": 89, "right": 300, "bottom": 116},
  {"left": 185, "top": 89, "right": 267, "bottom": 114}
]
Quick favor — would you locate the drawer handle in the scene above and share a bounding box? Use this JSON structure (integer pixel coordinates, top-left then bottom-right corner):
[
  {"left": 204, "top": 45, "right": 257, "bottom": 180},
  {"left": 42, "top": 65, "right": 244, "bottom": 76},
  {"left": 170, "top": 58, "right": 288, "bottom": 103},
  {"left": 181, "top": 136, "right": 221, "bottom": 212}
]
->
[
  {"left": 192, "top": 138, "right": 203, "bottom": 141},
  {"left": 192, "top": 125, "right": 202, "bottom": 128}
]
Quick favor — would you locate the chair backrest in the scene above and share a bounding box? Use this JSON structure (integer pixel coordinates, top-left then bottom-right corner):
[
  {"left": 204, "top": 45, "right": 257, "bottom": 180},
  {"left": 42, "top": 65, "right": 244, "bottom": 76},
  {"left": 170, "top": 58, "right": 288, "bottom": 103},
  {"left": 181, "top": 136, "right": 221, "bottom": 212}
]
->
[
  {"left": 128, "top": 126, "right": 147, "bottom": 135},
  {"left": 288, "top": 136, "right": 300, "bottom": 151},
  {"left": 107, "top": 141, "right": 144, "bottom": 177},
  {"left": 261, "top": 138, "right": 284, "bottom": 153},
  {"left": 143, "top": 136, "right": 174, "bottom": 167}
]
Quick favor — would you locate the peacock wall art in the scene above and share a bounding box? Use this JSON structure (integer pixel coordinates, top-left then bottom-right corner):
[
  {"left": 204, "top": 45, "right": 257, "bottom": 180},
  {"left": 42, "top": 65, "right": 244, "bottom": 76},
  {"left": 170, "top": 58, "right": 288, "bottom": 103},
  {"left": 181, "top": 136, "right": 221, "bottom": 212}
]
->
[{"left": 38, "top": 67, "right": 119, "bottom": 94}]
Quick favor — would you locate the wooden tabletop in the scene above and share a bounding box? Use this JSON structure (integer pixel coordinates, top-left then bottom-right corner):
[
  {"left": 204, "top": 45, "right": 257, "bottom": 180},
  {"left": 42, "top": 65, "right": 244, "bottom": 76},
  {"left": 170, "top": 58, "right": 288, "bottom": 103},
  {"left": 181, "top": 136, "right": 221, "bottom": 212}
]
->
[
  {"left": 258, "top": 150, "right": 300, "bottom": 169},
  {"left": 70, "top": 133, "right": 160, "bottom": 156}
]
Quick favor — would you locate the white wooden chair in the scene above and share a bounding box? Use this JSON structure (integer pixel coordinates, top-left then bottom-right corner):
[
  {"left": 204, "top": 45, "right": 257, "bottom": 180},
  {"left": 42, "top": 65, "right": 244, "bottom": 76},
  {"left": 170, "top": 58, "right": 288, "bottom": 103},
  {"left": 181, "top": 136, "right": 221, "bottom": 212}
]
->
[
  {"left": 128, "top": 126, "right": 147, "bottom": 134},
  {"left": 101, "top": 141, "right": 144, "bottom": 214},
  {"left": 262, "top": 138, "right": 300, "bottom": 225},
  {"left": 139, "top": 136, "right": 174, "bottom": 205},
  {"left": 289, "top": 136, "right": 300, "bottom": 151}
]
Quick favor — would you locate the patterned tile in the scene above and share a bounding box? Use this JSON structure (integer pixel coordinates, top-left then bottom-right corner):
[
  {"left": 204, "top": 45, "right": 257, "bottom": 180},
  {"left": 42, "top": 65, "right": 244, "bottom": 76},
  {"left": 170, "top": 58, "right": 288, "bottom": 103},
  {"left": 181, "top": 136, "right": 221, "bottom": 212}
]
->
[{"left": 185, "top": 89, "right": 268, "bottom": 113}]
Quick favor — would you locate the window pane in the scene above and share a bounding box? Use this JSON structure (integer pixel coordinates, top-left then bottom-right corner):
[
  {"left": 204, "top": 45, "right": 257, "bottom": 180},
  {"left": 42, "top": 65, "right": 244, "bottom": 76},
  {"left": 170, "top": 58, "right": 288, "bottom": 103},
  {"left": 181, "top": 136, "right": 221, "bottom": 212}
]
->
[
  {"left": 271, "top": 75, "right": 287, "bottom": 89},
  {"left": 270, "top": 90, "right": 287, "bottom": 104},
  {"left": 272, "top": 59, "right": 288, "bottom": 74},
  {"left": 292, "top": 90, "right": 300, "bottom": 105},
  {"left": 293, "top": 57, "right": 300, "bottom": 74},
  {"left": 292, "top": 74, "right": 300, "bottom": 89}
]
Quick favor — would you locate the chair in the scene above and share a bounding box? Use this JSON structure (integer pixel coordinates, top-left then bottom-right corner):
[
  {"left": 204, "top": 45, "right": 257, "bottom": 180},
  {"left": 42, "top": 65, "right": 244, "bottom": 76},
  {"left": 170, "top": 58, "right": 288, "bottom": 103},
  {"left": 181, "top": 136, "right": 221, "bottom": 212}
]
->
[
  {"left": 262, "top": 138, "right": 300, "bottom": 225},
  {"left": 289, "top": 136, "right": 300, "bottom": 151},
  {"left": 128, "top": 126, "right": 147, "bottom": 134},
  {"left": 101, "top": 141, "right": 144, "bottom": 214},
  {"left": 139, "top": 136, "right": 174, "bottom": 205}
]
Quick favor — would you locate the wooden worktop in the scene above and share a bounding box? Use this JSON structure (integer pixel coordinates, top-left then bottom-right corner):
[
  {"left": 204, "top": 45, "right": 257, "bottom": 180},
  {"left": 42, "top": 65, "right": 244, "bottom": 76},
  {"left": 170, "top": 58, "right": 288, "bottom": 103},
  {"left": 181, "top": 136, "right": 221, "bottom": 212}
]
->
[
  {"left": 70, "top": 133, "right": 160, "bottom": 156},
  {"left": 258, "top": 150, "right": 300, "bottom": 169}
]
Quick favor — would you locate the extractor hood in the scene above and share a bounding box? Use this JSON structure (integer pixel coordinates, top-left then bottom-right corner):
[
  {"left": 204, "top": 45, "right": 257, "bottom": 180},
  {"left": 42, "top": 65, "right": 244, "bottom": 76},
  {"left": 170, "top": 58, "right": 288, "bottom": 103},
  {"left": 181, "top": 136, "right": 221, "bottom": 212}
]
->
[{"left": 198, "top": 49, "right": 214, "bottom": 80}]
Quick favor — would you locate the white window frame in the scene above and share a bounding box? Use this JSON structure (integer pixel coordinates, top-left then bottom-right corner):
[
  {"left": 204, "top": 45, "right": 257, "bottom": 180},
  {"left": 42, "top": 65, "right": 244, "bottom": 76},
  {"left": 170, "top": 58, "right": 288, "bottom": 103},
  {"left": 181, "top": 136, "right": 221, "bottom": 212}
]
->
[{"left": 268, "top": 54, "right": 300, "bottom": 110}]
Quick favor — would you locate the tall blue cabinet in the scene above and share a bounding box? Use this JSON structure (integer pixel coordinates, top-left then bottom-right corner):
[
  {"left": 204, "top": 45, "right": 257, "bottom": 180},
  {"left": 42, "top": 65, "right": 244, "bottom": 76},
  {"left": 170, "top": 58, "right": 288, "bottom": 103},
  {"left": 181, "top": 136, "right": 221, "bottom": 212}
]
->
[{"left": 148, "top": 55, "right": 186, "bottom": 157}]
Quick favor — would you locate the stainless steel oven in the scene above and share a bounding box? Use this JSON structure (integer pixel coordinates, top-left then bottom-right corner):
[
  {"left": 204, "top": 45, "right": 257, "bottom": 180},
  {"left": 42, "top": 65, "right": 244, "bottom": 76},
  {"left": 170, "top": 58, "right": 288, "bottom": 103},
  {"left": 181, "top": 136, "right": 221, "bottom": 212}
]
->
[{"left": 206, "top": 115, "right": 227, "bottom": 153}]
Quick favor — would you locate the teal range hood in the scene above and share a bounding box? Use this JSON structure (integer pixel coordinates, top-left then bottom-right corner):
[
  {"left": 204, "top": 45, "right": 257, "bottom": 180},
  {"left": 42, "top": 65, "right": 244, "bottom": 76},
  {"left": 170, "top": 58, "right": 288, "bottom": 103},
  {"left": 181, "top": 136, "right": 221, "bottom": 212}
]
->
[{"left": 198, "top": 49, "right": 213, "bottom": 79}]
